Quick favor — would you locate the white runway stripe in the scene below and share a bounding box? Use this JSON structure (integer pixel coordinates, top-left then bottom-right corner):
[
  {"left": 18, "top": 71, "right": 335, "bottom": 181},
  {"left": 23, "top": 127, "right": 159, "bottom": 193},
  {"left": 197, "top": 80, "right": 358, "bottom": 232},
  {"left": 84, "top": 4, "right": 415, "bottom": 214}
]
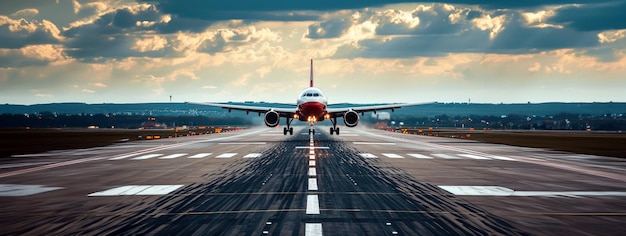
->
[
  {"left": 216, "top": 153, "right": 237, "bottom": 158},
  {"left": 109, "top": 153, "right": 139, "bottom": 160},
  {"left": 309, "top": 167, "right": 317, "bottom": 176},
  {"left": 309, "top": 160, "right": 316, "bottom": 166},
  {"left": 432, "top": 154, "right": 459, "bottom": 159},
  {"left": 131, "top": 154, "right": 163, "bottom": 160},
  {"left": 382, "top": 153, "right": 404, "bottom": 158},
  {"left": 243, "top": 153, "right": 262, "bottom": 158},
  {"left": 188, "top": 153, "right": 212, "bottom": 158},
  {"left": 159, "top": 153, "right": 187, "bottom": 159},
  {"left": 305, "top": 223, "right": 323, "bottom": 236},
  {"left": 457, "top": 154, "right": 491, "bottom": 160},
  {"left": 488, "top": 155, "right": 516, "bottom": 161},
  {"left": 408, "top": 154, "right": 433, "bottom": 159},
  {"left": 306, "top": 195, "right": 320, "bottom": 214},
  {"left": 359, "top": 153, "right": 378, "bottom": 158},
  {"left": 88, "top": 185, "right": 183, "bottom": 196},
  {"left": 308, "top": 178, "right": 318, "bottom": 191}
]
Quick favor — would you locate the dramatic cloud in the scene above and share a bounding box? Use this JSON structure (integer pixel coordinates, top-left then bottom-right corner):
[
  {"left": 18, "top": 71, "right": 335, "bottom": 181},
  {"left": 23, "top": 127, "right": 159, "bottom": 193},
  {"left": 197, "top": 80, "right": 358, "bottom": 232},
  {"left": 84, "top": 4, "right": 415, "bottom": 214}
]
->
[
  {"left": 0, "top": 16, "right": 63, "bottom": 48},
  {"left": 1, "top": 1, "right": 625, "bottom": 104}
]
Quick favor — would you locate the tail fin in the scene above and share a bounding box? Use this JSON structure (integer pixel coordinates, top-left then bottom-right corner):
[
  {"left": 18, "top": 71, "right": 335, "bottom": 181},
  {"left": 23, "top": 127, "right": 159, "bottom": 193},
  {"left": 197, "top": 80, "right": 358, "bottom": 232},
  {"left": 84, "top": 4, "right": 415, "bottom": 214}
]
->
[{"left": 309, "top": 59, "right": 314, "bottom": 87}]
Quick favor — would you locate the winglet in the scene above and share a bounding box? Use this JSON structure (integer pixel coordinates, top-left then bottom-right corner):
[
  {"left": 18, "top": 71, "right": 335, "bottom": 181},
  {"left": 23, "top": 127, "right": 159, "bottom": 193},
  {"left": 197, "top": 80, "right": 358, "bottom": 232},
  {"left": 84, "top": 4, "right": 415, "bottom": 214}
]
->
[{"left": 310, "top": 59, "right": 314, "bottom": 87}]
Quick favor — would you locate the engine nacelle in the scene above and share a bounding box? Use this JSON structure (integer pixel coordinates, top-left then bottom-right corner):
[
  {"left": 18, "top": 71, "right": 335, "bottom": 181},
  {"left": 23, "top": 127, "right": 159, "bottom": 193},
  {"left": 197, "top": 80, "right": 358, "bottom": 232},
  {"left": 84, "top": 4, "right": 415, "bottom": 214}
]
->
[
  {"left": 343, "top": 110, "right": 359, "bottom": 127},
  {"left": 264, "top": 110, "right": 280, "bottom": 127}
]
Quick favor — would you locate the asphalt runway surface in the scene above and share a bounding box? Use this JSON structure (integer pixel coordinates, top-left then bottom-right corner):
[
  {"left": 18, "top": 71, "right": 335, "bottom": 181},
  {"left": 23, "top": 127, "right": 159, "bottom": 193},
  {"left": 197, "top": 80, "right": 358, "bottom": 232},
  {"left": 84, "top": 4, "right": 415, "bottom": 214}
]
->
[{"left": 1, "top": 126, "right": 625, "bottom": 235}]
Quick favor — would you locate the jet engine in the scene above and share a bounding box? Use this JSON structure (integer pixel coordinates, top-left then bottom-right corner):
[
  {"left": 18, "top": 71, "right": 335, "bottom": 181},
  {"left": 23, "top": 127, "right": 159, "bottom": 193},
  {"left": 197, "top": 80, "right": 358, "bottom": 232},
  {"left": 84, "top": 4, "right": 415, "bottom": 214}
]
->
[
  {"left": 264, "top": 110, "right": 280, "bottom": 127},
  {"left": 343, "top": 110, "right": 359, "bottom": 127}
]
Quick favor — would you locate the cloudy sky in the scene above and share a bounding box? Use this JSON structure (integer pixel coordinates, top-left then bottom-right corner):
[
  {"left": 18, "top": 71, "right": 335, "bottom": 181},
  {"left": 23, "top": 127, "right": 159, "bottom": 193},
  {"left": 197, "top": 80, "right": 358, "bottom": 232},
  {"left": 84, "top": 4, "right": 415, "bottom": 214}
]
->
[{"left": 1, "top": 0, "right": 625, "bottom": 105}]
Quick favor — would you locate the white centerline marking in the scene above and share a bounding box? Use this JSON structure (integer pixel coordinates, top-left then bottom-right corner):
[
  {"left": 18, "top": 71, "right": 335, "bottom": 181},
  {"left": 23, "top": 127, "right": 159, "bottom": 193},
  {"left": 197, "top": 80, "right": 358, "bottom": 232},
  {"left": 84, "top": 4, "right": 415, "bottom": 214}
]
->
[
  {"left": 305, "top": 223, "right": 323, "bottom": 236},
  {"left": 382, "top": 153, "right": 404, "bottom": 158},
  {"left": 359, "top": 153, "right": 378, "bottom": 158},
  {"left": 159, "top": 153, "right": 187, "bottom": 159},
  {"left": 309, "top": 168, "right": 317, "bottom": 177},
  {"left": 295, "top": 147, "right": 330, "bottom": 149},
  {"left": 308, "top": 178, "right": 318, "bottom": 191},
  {"left": 407, "top": 154, "right": 433, "bottom": 159},
  {"left": 306, "top": 195, "right": 320, "bottom": 214},
  {"left": 243, "top": 153, "right": 262, "bottom": 158},
  {"left": 131, "top": 154, "right": 163, "bottom": 160},
  {"left": 216, "top": 153, "right": 237, "bottom": 158},
  {"left": 188, "top": 153, "right": 212, "bottom": 158},
  {"left": 309, "top": 160, "right": 316, "bottom": 166},
  {"left": 309, "top": 155, "right": 316, "bottom": 160}
]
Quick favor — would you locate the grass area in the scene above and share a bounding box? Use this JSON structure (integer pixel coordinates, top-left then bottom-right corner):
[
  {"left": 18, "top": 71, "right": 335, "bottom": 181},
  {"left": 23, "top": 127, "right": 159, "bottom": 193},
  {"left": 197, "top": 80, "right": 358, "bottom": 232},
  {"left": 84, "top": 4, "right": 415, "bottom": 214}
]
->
[
  {"left": 0, "top": 127, "right": 235, "bottom": 158},
  {"left": 398, "top": 128, "right": 626, "bottom": 158}
]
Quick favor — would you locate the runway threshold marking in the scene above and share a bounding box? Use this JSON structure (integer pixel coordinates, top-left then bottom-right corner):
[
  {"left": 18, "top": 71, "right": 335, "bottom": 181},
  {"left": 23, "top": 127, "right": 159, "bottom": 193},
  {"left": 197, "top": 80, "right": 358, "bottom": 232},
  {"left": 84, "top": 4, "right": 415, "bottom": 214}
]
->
[
  {"left": 218, "top": 142, "right": 267, "bottom": 145},
  {"left": 0, "top": 184, "right": 64, "bottom": 196},
  {"left": 243, "top": 153, "right": 262, "bottom": 158},
  {"left": 216, "top": 153, "right": 237, "bottom": 158},
  {"left": 159, "top": 153, "right": 187, "bottom": 159},
  {"left": 407, "top": 154, "right": 433, "bottom": 159},
  {"left": 353, "top": 142, "right": 396, "bottom": 145},
  {"left": 131, "top": 154, "right": 164, "bottom": 160},
  {"left": 439, "top": 185, "right": 626, "bottom": 197},
  {"left": 457, "top": 154, "right": 491, "bottom": 160},
  {"left": 431, "top": 154, "right": 459, "bottom": 159},
  {"left": 358, "top": 153, "right": 378, "bottom": 158},
  {"left": 188, "top": 153, "right": 212, "bottom": 158},
  {"left": 382, "top": 153, "right": 405, "bottom": 158},
  {"left": 88, "top": 185, "right": 184, "bottom": 196},
  {"left": 0, "top": 128, "right": 268, "bottom": 179}
]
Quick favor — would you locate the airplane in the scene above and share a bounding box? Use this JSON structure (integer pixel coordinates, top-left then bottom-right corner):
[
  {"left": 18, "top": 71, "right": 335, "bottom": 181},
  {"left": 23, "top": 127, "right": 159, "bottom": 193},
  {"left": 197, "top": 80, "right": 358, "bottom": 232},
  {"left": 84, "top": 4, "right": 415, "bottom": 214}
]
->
[{"left": 189, "top": 60, "right": 433, "bottom": 135}]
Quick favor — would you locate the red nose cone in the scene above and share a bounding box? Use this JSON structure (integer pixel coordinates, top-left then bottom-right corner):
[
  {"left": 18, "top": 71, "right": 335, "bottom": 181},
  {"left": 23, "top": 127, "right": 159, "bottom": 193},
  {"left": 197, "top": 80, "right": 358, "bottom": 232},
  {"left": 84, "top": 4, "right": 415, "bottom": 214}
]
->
[{"left": 298, "top": 101, "right": 326, "bottom": 121}]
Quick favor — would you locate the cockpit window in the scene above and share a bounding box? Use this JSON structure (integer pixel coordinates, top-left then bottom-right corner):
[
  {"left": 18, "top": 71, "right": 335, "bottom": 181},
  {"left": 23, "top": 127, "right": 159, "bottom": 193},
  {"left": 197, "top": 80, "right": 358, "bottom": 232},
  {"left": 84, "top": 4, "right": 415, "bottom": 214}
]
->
[
  {"left": 313, "top": 93, "right": 319, "bottom": 97},
  {"left": 306, "top": 93, "right": 313, "bottom": 97}
]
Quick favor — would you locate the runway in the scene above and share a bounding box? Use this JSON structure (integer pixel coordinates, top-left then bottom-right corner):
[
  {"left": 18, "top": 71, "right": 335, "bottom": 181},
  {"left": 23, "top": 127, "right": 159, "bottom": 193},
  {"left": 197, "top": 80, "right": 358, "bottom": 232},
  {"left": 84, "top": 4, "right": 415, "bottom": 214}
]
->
[{"left": 1, "top": 126, "right": 625, "bottom": 235}]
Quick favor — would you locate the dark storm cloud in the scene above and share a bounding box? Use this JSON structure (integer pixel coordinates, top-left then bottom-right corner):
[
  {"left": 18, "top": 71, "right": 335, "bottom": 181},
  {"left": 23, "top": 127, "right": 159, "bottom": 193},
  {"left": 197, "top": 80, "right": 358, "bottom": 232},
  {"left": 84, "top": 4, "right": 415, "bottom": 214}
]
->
[
  {"left": 60, "top": 5, "right": 176, "bottom": 61},
  {"left": 0, "top": 26, "right": 59, "bottom": 49},
  {"left": 548, "top": 1, "right": 626, "bottom": 31},
  {"left": 335, "top": 12, "right": 601, "bottom": 59},
  {"left": 490, "top": 14, "right": 599, "bottom": 52}
]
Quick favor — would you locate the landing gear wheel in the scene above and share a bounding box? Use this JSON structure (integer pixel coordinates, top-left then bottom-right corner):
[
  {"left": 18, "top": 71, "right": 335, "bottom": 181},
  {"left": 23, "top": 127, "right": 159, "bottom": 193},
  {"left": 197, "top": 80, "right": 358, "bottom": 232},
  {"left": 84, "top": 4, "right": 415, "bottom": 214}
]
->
[
  {"left": 283, "top": 127, "right": 288, "bottom": 135},
  {"left": 330, "top": 127, "right": 334, "bottom": 135},
  {"left": 335, "top": 127, "right": 340, "bottom": 135},
  {"left": 289, "top": 127, "right": 293, "bottom": 135},
  {"left": 312, "top": 129, "right": 315, "bottom": 135}
]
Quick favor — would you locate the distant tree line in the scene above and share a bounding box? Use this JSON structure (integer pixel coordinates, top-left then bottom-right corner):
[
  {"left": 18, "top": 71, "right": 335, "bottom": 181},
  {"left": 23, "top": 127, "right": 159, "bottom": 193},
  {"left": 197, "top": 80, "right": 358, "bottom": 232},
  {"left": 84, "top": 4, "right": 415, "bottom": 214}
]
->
[
  {"left": 0, "top": 112, "right": 252, "bottom": 128},
  {"left": 363, "top": 112, "right": 626, "bottom": 131}
]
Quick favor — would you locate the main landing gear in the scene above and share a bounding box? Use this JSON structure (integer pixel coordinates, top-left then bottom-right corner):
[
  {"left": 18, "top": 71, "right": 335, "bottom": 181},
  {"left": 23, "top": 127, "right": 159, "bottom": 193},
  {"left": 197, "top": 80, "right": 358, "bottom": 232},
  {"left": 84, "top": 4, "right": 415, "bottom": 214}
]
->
[
  {"left": 283, "top": 117, "right": 294, "bottom": 135},
  {"left": 329, "top": 117, "right": 340, "bottom": 135}
]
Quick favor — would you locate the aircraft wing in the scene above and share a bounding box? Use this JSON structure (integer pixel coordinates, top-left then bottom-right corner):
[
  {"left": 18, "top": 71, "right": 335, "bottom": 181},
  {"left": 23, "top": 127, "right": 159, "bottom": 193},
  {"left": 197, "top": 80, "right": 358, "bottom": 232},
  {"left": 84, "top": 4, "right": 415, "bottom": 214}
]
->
[
  {"left": 186, "top": 102, "right": 297, "bottom": 117},
  {"left": 326, "top": 101, "right": 437, "bottom": 117}
]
